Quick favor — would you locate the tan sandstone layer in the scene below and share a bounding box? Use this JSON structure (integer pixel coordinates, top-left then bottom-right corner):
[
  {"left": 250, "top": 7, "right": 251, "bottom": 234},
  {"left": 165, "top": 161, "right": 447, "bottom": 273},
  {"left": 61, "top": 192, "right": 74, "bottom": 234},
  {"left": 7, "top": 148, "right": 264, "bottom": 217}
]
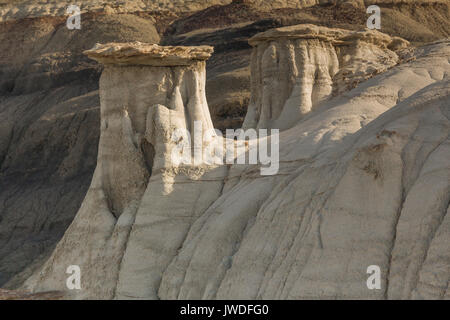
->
[
  {"left": 85, "top": 42, "right": 214, "bottom": 66},
  {"left": 0, "top": 1, "right": 448, "bottom": 22}
]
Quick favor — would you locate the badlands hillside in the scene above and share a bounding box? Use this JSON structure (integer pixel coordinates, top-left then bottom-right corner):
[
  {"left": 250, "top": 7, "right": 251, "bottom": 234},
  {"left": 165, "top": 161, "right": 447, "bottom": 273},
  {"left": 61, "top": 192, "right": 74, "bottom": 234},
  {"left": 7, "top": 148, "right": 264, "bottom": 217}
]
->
[{"left": 0, "top": 0, "right": 449, "bottom": 299}]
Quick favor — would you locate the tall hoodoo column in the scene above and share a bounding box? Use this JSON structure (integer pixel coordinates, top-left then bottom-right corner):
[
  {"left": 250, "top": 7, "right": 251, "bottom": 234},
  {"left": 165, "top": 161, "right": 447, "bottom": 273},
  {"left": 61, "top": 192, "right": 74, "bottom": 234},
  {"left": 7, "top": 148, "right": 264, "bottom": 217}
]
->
[
  {"left": 86, "top": 42, "right": 216, "bottom": 178},
  {"left": 24, "top": 42, "right": 227, "bottom": 299},
  {"left": 243, "top": 24, "right": 409, "bottom": 130}
]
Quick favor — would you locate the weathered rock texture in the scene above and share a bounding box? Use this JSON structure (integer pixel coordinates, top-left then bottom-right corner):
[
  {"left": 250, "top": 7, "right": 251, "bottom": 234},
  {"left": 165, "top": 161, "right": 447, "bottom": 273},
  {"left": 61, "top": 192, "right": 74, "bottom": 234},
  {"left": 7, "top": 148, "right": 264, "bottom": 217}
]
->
[
  {"left": 157, "top": 40, "right": 450, "bottom": 300},
  {"left": 0, "top": 0, "right": 231, "bottom": 22},
  {"left": 0, "top": 13, "right": 160, "bottom": 288},
  {"left": 1, "top": 0, "right": 447, "bottom": 22},
  {"left": 243, "top": 24, "right": 409, "bottom": 130},
  {"left": 23, "top": 27, "right": 450, "bottom": 299},
  {"left": 1, "top": 1, "right": 450, "bottom": 297},
  {"left": 163, "top": 0, "right": 449, "bottom": 131},
  {"left": 85, "top": 42, "right": 214, "bottom": 66},
  {"left": 23, "top": 43, "right": 230, "bottom": 299}
]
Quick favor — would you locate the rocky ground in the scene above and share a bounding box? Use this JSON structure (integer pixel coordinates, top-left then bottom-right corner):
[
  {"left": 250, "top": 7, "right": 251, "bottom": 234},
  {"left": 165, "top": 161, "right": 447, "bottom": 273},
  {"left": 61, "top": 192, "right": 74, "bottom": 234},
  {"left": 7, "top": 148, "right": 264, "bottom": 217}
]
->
[
  {"left": 0, "top": 0, "right": 449, "bottom": 298},
  {"left": 0, "top": 288, "right": 63, "bottom": 299}
]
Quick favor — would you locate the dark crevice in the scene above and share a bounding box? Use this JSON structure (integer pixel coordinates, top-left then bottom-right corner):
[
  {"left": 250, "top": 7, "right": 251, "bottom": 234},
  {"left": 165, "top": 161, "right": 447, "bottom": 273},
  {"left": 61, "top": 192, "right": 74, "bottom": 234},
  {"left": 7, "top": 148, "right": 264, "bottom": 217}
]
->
[{"left": 141, "top": 139, "right": 155, "bottom": 178}]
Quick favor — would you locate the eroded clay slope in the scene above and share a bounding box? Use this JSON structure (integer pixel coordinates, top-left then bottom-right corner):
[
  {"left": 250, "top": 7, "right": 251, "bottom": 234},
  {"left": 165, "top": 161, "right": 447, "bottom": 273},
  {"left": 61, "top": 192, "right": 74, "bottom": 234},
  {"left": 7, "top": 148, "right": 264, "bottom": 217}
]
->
[
  {"left": 158, "top": 40, "right": 450, "bottom": 300},
  {"left": 22, "top": 42, "right": 229, "bottom": 299},
  {"left": 1, "top": 0, "right": 450, "bottom": 294},
  {"left": 1, "top": 0, "right": 447, "bottom": 22},
  {"left": 0, "top": 0, "right": 231, "bottom": 22},
  {"left": 23, "top": 29, "right": 449, "bottom": 298},
  {"left": 0, "top": 13, "right": 160, "bottom": 287}
]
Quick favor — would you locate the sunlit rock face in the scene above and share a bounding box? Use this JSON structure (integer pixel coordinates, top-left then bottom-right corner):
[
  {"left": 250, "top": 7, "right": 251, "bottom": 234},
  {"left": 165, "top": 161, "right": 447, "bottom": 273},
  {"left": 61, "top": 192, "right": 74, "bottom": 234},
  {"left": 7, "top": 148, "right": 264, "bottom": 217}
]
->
[
  {"left": 23, "top": 34, "right": 450, "bottom": 300},
  {"left": 243, "top": 24, "right": 409, "bottom": 130},
  {"left": 22, "top": 43, "right": 228, "bottom": 299},
  {"left": 87, "top": 42, "right": 218, "bottom": 191},
  {"left": 157, "top": 40, "right": 450, "bottom": 301}
]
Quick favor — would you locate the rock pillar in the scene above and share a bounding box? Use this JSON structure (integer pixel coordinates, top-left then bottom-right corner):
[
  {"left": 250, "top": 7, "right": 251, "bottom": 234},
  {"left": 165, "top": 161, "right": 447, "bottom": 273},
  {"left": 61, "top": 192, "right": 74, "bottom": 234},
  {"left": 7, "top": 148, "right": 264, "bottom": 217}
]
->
[
  {"left": 24, "top": 42, "right": 227, "bottom": 299},
  {"left": 243, "top": 24, "right": 408, "bottom": 130}
]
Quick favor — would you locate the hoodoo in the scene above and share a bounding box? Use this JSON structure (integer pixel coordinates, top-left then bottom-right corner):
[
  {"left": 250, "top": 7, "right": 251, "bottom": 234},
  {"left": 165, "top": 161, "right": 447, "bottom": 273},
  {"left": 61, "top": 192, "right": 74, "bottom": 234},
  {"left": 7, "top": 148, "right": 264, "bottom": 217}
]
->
[
  {"left": 20, "top": 28, "right": 449, "bottom": 301},
  {"left": 23, "top": 42, "right": 228, "bottom": 299},
  {"left": 243, "top": 24, "right": 409, "bottom": 130}
]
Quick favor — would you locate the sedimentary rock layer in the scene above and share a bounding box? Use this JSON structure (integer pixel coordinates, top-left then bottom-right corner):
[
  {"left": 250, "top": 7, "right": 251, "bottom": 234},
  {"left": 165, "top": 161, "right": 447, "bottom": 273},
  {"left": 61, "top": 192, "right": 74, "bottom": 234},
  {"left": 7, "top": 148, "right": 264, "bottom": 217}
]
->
[
  {"left": 0, "top": 13, "right": 161, "bottom": 288},
  {"left": 243, "top": 24, "right": 409, "bottom": 130},
  {"left": 157, "top": 40, "right": 450, "bottom": 300},
  {"left": 1, "top": 0, "right": 447, "bottom": 22},
  {"left": 23, "top": 33, "right": 450, "bottom": 299},
  {"left": 0, "top": 0, "right": 231, "bottom": 22},
  {"left": 85, "top": 42, "right": 214, "bottom": 66},
  {"left": 23, "top": 43, "right": 228, "bottom": 299}
]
